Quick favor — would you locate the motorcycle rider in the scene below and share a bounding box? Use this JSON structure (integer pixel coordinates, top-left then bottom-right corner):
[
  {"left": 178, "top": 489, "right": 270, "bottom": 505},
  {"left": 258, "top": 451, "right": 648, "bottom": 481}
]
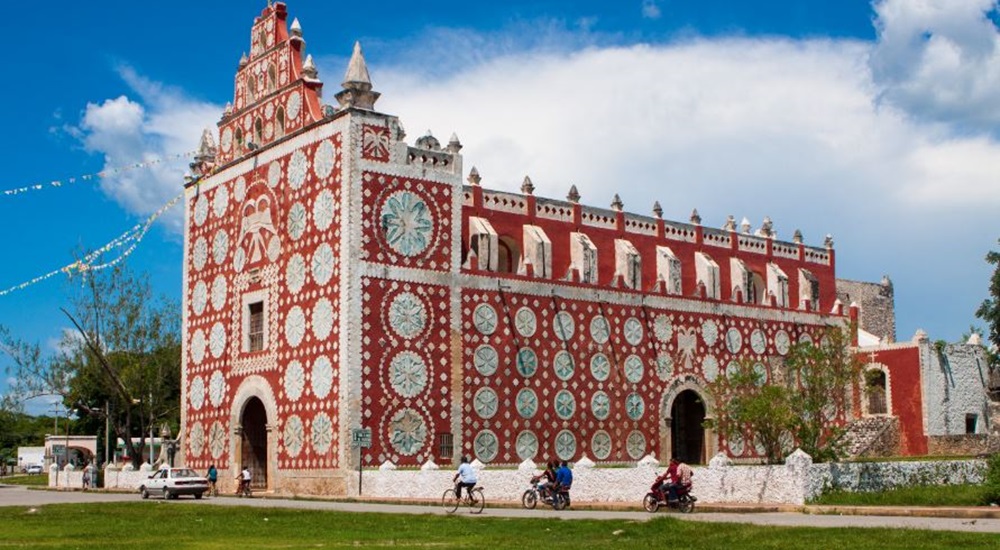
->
[
  {"left": 531, "top": 461, "right": 557, "bottom": 501},
  {"left": 664, "top": 458, "right": 693, "bottom": 503},
  {"left": 554, "top": 461, "right": 573, "bottom": 507}
]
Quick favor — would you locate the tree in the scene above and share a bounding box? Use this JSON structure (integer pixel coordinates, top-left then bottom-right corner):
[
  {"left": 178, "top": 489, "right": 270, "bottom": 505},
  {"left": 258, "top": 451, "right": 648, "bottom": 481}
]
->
[
  {"left": 976, "top": 238, "right": 1000, "bottom": 367},
  {"left": 708, "top": 326, "right": 862, "bottom": 464},
  {"left": 1, "top": 263, "right": 181, "bottom": 468}
]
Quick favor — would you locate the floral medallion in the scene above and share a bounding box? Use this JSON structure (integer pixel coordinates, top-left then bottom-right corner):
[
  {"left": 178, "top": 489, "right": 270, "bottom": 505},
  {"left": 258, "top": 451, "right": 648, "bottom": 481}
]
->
[
  {"left": 516, "top": 347, "right": 538, "bottom": 377},
  {"left": 774, "top": 330, "right": 791, "bottom": 356},
  {"left": 209, "top": 322, "right": 226, "bottom": 359},
  {"left": 555, "top": 430, "right": 576, "bottom": 461},
  {"left": 753, "top": 361, "right": 768, "bottom": 383},
  {"left": 553, "top": 311, "right": 575, "bottom": 341},
  {"left": 553, "top": 350, "right": 574, "bottom": 381},
  {"left": 287, "top": 202, "right": 307, "bottom": 241},
  {"left": 626, "top": 430, "right": 646, "bottom": 459},
  {"left": 701, "top": 319, "right": 719, "bottom": 347},
  {"left": 220, "top": 127, "right": 233, "bottom": 153},
  {"left": 389, "top": 292, "right": 426, "bottom": 340},
  {"left": 210, "top": 275, "right": 227, "bottom": 311},
  {"left": 267, "top": 161, "right": 282, "bottom": 188},
  {"left": 190, "top": 329, "right": 206, "bottom": 365},
  {"left": 286, "top": 91, "right": 301, "bottom": 120},
  {"left": 283, "top": 415, "right": 304, "bottom": 458},
  {"left": 750, "top": 329, "right": 767, "bottom": 355},
  {"left": 389, "top": 408, "right": 427, "bottom": 456},
  {"left": 591, "top": 430, "right": 612, "bottom": 460},
  {"left": 473, "top": 304, "right": 497, "bottom": 335},
  {"left": 516, "top": 388, "right": 538, "bottom": 418},
  {"left": 284, "top": 360, "right": 305, "bottom": 401},
  {"left": 474, "top": 430, "right": 499, "bottom": 463},
  {"left": 590, "top": 315, "right": 610, "bottom": 345},
  {"left": 312, "top": 356, "right": 334, "bottom": 399},
  {"left": 208, "top": 421, "right": 226, "bottom": 459},
  {"left": 285, "top": 306, "right": 306, "bottom": 348},
  {"left": 554, "top": 390, "right": 576, "bottom": 420},
  {"left": 311, "top": 243, "right": 335, "bottom": 286},
  {"left": 728, "top": 432, "right": 745, "bottom": 457},
  {"left": 623, "top": 317, "right": 644, "bottom": 346},
  {"left": 703, "top": 355, "right": 719, "bottom": 382},
  {"left": 625, "top": 393, "right": 645, "bottom": 420},
  {"left": 725, "top": 328, "right": 743, "bottom": 354},
  {"left": 314, "top": 140, "right": 336, "bottom": 180},
  {"left": 624, "top": 355, "right": 644, "bottom": 383},
  {"left": 286, "top": 253, "right": 306, "bottom": 294},
  {"left": 212, "top": 186, "right": 229, "bottom": 218},
  {"left": 591, "top": 391, "right": 610, "bottom": 420},
  {"left": 189, "top": 422, "right": 205, "bottom": 457},
  {"left": 192, "top": 280, "right": 208, "bottom": 316},
  {"left": 194, "top": 194, "right": 208, "bottom": 226},
  {"left": 189, "top": 376, "right": 205, "bottom": 410},
  {"left": 590, "top": 353, "right": 611, "bottom": 382},
  {"left": 311, "top": 297, "right": 334, "bottom": 341},
  {"left": 209, "top": 370, "right": 225, "bottom": 407},
  {"left": 516, "top": 431, "right": 538, "bottom": 461},
  {"left": 514, "top": 307, "right": 537, "bottom": 338},
  {"left": 654, "top": 315, "right": 673, "bottom": 343},
  {"left": 380, "top": 191, "right": 434, "bottom": 257},
  {"left": 192, "top": 237, "right": 208, "bottom": 271},
  {"left": 473, "top": 387, "right": 499, "bottom": 419},
  {"left": 388, "top": 351, "right": 428, "bottom": 398},
  {"left": 311, "top": 412, "right": 333, "bottom": 455},
  {"left": 234, "top": 176, "right": 246, "bottom": 201},
  {"left": 313, "top": 189, "right": 334, "bottom": 231},
  {"left": 288, "top": 150, "right": 310, "bottom": 190},
  {"left": 233, "top": 247, "right": 246, "bottom": 272},
  {"left": 799, "top": 332, "right": 813, "bottom": 345},
  {"left": 473, "top": 344, "right": 498, "bottom": 377},
  {"left": 655, "top": 352, "right": 674, "bottom": 381}
]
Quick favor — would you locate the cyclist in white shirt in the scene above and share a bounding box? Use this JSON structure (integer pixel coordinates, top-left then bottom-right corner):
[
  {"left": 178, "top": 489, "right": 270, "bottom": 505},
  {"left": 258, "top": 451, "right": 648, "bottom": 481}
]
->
[{"left": 452, "top": 456, "right": 477, "bottom": 500}]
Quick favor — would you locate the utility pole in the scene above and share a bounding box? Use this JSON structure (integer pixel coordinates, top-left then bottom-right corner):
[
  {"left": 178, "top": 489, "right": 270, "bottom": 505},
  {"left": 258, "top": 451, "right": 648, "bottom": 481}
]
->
[{"left": 149, "top": 391, "right": 154, "bottom": 466}]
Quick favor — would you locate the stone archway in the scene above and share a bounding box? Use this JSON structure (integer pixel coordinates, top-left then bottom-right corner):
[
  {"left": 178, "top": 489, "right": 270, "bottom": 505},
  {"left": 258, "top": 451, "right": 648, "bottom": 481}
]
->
[
  {"left": 660, "top": 375, "right": 716, "bottom": 465},
  {"left": 230, "top": 375, "right": 278, "bottom": 492}
]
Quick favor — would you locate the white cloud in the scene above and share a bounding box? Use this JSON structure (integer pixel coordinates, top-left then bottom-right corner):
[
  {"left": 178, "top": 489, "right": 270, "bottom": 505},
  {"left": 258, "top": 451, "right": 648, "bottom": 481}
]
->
[
  {"left": 642, "top": 0, "right": 662, "bottom": 20},
  {"left": 871, "top": 0, "right": 1000, "bottom": 132},
  {"left": 73, "top": 66, "right": 221, "bottom": 231}
]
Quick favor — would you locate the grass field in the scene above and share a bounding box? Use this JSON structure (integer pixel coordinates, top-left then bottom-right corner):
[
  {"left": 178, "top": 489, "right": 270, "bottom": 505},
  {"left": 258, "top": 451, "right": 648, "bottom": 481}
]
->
[
  {"left": 0, "top": 502, "right": 998, "bottom": 549},
  {"left": 0, "top": 474, "right": 48, "bottom": 487},
  {"left": 812, "top": 483, "right": 986, "bottom": 507}
]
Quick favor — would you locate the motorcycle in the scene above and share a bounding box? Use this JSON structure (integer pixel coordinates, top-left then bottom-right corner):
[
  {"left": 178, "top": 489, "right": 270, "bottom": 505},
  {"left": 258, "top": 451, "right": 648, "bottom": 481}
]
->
[
  {"left": 643, "top": 480, "right": 696, "bottom": 513},
  {"left": 236, "top": 479, "right": 253, "bottom": 498},
  {"left": 521, "top": 478, "right": 569, "bottom": 510}
]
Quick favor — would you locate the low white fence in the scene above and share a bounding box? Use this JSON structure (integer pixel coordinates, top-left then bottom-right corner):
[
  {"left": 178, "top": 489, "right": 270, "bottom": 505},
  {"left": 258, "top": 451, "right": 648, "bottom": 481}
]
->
[{"left": 51, "top": 451, "right": 988, "bottom": 505}]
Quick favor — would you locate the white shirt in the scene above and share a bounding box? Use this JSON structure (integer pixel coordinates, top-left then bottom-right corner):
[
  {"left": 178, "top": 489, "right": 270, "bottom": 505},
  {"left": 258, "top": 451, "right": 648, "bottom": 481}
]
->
[
  {"left": 457, "top": 463, "right": 477, "bottom": 484},
  {"left": 241, "top": 469, "right": 252, "bottom": 481}
]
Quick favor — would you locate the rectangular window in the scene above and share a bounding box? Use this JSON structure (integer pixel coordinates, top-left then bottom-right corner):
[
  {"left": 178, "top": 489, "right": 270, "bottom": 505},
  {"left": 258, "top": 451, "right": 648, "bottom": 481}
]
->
[
  {"left": 248, "top": 301, "right": 264, "bottom": 352},
  {"left": 966, "top": 414, "right": 978, "bottom": 434},
  {"left": 436, "top": 432, "right": 454, "bottom": 461}
]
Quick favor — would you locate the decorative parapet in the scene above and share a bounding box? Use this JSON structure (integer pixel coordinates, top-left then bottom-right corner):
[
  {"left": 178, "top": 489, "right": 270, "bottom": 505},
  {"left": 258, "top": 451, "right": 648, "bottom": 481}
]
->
[
  {"left": 535, "top": 198, "right": 574, "bottom": 222},
  {"left": 581, "top": 207, "right": 617, "bottom": 230},
  {"left": 481, "top": 190, "right": 528, "bottom": 215},
  {"left": 623, "top": 213, "right": 658, "bottom": 237}
]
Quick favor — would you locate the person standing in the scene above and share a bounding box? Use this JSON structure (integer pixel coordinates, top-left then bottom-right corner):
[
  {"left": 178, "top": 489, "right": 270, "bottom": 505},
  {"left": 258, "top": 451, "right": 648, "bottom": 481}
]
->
[{"left": 207, "top": 464, "right": 218, "bottom": 497}]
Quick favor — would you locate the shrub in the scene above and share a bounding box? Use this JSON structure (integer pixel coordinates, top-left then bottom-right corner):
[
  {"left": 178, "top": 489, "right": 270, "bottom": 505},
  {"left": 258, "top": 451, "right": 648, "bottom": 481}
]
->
[{"left": 980, "top": 453, "right": 1000, "bottom": 505}]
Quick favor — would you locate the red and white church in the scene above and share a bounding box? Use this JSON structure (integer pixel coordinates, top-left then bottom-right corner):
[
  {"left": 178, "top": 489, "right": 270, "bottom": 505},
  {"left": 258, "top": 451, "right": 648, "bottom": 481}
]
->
[{"left": 179, "top": 2, "right": 995, "bottom": 495}]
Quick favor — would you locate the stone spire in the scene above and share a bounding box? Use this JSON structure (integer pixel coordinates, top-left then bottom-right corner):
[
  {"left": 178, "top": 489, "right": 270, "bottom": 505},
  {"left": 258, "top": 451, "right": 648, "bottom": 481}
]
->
[
  {"left": 195, "top": 129, "right": 217, "bottom": 163},
  {"left": 792, "top": 229, "right": 803, "bottom": 244},
  {"left": 824, "top": 234, "right": 835, "bottom": 248},
  {"left": 521, "top": 176, "right": 535, "bottom": 195},
  {"left": 567, "top": 185, "right": 580, "bottom": 203},
  {"left": 467, "top": 167, "right": 481, "bottom": 186},
  {"left": 302, "top": 54, "right": 319, "bottom": 80},
  {"left": 335, "top": 41, "right": 380, "bottom": 110},
  {"left": 690, "top": 209, "right": 702, "bottom": 225},
  {"left": 740, "top": 217, "right": 751, "bottom": 234},
  {"left": 238, "top": 52, "right": 249, "bottom": 68},
  {"left": 723, "top": 215, "right": 736, "bottom": 231},
  {"left": 652, "top": 201, "right": 663, "bottom": 219},
  {"left": 290, "top": 17, "right": 302, "bottom": 37},
  {"left": 447, "top": 133, "right": 462, "bottom": 153},
  {"left": 610, "top": 194, "right": 624, "bottom": 211}
]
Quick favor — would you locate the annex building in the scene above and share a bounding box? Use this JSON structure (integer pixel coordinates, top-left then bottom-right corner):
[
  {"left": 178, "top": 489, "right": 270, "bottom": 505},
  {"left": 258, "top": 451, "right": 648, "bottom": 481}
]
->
[{"left": 179, "top": 3, "right": 996, "bottom": 495}]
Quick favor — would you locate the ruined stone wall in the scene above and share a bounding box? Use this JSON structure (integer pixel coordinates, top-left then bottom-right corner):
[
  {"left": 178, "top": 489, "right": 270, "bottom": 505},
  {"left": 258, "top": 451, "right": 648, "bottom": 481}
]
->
[
  {"left": 923, "top": 342, "right": 993, "bottom": 437},
  {"left": 926, "top": 435, "right": 997, "bottom": 456},
  {"left": 836, "top": 277, "right": 895, "bottom": 343}
]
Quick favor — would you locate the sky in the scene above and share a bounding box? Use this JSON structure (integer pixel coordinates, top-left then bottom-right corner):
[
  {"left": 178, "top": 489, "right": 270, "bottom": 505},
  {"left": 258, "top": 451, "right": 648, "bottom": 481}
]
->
[{"left": 1, "top": 0, "right": 999, "bottom": 413}]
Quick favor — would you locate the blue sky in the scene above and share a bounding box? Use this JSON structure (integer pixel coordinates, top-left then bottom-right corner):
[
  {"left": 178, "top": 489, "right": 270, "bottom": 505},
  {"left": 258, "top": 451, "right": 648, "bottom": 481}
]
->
[{"left": 2, "top": 0, "right": 999, "bottom": 413}]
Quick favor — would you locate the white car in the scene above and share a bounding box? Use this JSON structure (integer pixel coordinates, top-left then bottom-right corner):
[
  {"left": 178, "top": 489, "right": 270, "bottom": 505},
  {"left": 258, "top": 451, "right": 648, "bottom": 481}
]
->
[
  {"left": 25, "top": 464, "right": 44, "bottom": 475},
  {"left": 139, "top": 468, "right": 209, "bottom": 500}
]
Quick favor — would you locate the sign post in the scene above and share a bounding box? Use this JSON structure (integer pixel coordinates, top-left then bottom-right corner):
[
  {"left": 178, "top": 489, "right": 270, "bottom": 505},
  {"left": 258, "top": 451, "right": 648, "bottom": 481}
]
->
[{"left": 351, "top": 428, "right": 372, "bottom": 496}]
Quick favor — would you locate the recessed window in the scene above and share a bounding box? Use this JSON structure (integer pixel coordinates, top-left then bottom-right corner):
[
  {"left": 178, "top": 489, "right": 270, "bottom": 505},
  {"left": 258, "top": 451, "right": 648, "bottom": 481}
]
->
[
  {"left": 248, "top": 301, "right": 264, "bottom": 352},
  {"left": 436, "top": 433, "right": 454, "bottom": 461},
  {"left": 276, "top": 107, "right": 285, "bottom": 137},
  {"left": 267, "top": 63, "right": 277, "bottom": 92},
  {"left": 966, "top": 414, "right": 978, "bottom": 434}
]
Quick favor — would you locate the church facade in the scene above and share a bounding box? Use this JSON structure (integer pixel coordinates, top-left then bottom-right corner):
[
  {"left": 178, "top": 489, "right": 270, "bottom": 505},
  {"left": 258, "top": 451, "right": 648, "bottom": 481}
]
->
[{"left": 180, "top": 3, "right": 865, "bottom": 495}]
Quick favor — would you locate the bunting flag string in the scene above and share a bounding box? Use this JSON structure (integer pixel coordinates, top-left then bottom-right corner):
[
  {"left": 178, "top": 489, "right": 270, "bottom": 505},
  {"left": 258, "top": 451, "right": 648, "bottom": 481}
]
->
[
  {"left": 2, "top": 151, "right": 195, "bottom": 197},
  {"left": 0, "top": 191, "right": 185, "bottom": 297}
]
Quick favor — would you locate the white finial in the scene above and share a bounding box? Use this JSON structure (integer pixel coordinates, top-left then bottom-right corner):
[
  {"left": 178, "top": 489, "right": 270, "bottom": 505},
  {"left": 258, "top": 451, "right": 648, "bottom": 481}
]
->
[
  {"left": 343, "top": 41, "right": 372, "bottom": 86},
  {"left": 290, "top": 18, "right": 302, "bottom": 37}
]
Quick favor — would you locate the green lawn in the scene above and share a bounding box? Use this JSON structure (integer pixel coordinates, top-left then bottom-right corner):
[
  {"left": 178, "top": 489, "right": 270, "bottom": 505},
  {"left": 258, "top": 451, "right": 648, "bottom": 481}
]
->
[
  {"left": 0, "top": 474, "right": 48, "bottom": 487},
  {"left": 812, "top": 484, "right": 986, "bottom": 507},
  {"left": 0, "top": 503, "right": 997, "bottom": 549}
]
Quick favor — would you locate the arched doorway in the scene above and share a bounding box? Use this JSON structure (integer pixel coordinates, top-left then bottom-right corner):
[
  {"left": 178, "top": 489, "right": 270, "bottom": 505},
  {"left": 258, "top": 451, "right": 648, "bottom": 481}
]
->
[
  {"left": 670, "top": 390, "right": 706, "bottom": 464},
  {"left": 240, "top": 397, "right": 268, "bottom": 490}
]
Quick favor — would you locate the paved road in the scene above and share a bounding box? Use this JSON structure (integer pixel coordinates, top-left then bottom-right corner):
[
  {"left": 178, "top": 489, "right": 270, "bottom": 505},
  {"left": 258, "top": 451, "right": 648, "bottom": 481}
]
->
[{"left": 3, "top": 485, "right": 1000, "bottom": 534}]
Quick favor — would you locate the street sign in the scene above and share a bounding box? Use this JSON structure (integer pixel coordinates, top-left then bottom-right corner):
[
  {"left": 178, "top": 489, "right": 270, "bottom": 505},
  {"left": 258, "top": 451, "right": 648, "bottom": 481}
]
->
[{"left": 351, "top": 428, "right": 372, "bottom": 448}]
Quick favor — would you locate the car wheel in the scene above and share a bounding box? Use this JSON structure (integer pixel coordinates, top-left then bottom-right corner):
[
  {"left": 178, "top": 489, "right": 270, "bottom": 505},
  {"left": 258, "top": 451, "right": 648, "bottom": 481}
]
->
[
  {"left": 140, "top": 487, "right": 149, "bottom": 500},
  {"left": 195, "top": 492, "right": 203, "bottom": 500}
]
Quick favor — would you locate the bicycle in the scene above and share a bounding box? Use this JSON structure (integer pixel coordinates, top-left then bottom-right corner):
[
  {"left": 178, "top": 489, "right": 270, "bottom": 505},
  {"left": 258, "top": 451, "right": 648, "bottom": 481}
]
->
[{"left": 441, "top": 486, "right": 485, "bottom": 514}]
